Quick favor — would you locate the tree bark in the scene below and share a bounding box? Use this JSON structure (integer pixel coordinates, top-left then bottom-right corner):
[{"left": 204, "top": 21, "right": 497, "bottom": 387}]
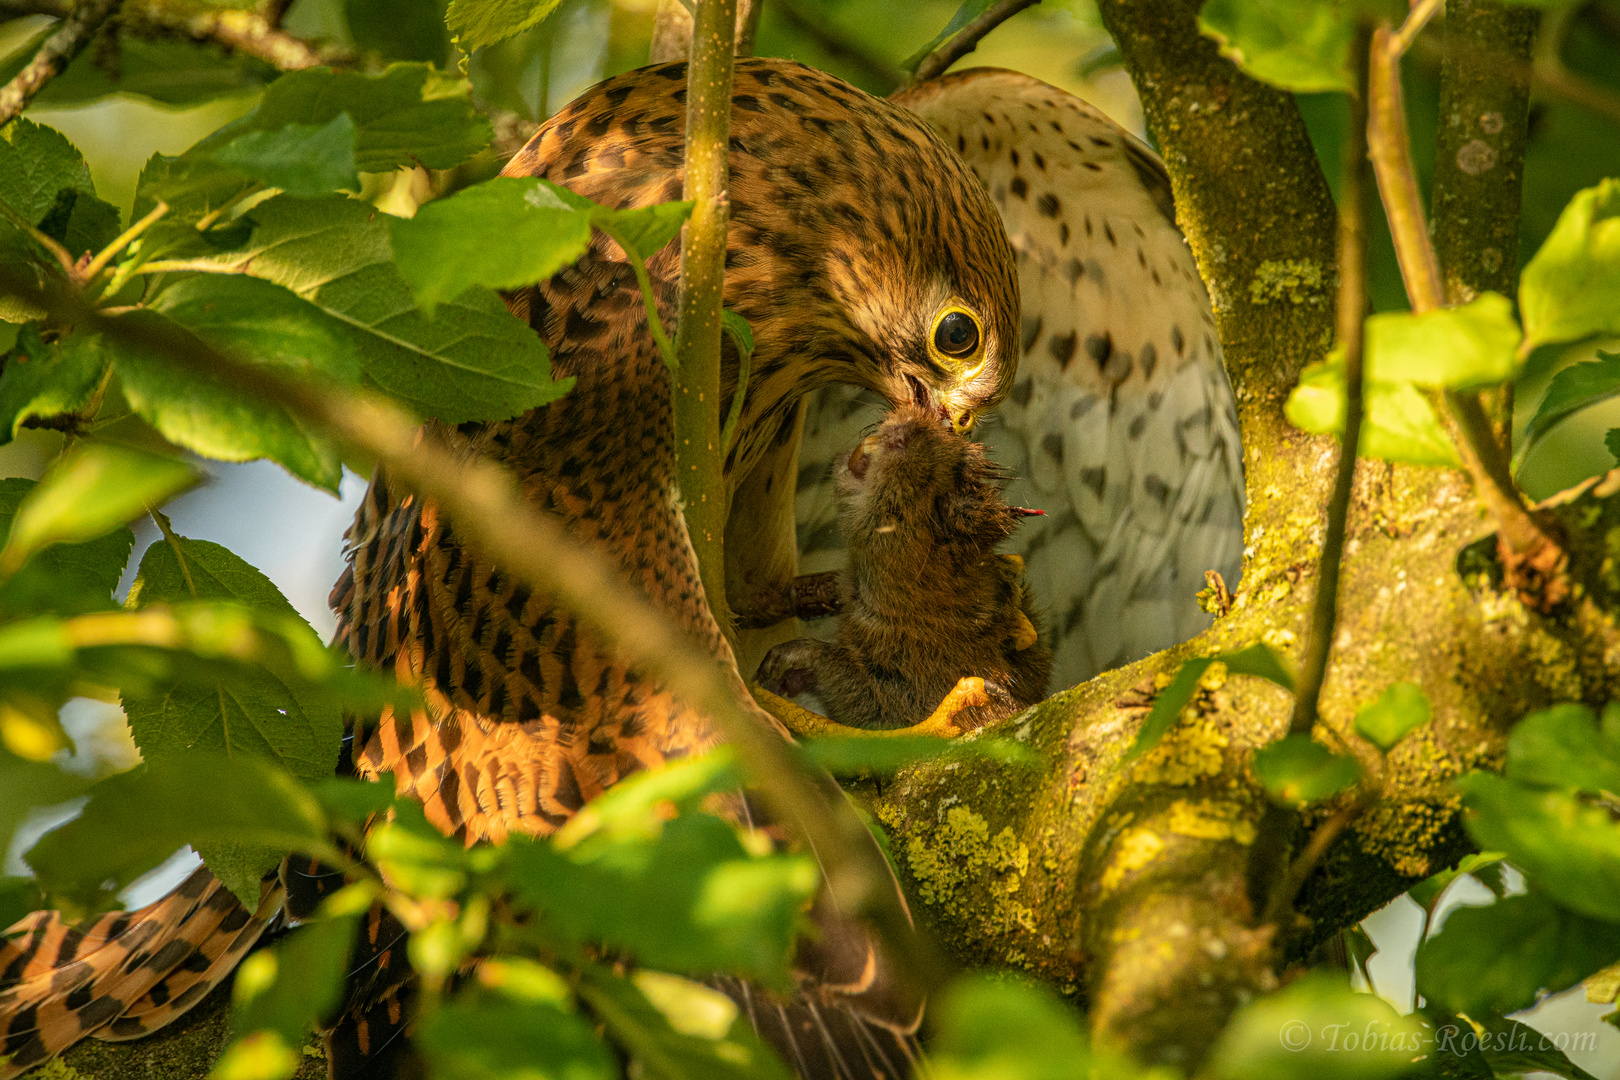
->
[{"left": 866, "top": 0, "right": 1620, "bottom": 1072}]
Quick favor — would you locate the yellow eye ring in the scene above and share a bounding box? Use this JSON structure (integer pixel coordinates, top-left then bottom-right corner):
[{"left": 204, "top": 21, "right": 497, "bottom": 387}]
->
[{"left": 929, "top": 303, "right": 987, "bottom": 379}]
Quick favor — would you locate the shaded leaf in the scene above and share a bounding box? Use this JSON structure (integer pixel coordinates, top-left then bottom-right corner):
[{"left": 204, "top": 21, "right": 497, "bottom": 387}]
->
[
  {"left": 1506, "top": 702, "right": 1620, "bottom": 796},
  {"left": 346, "top": 0, "right": 450, "bottom": 63},
  {"left": 210, "top": 114, "right": 361, "bottom": 197},
  {"left": 1353, "top": 681, "right": 1431, "bottom": 751},
  {"left": 0, "top": 119, "right": 96, "bottom": 227},
  {"left": 39, "top": 187, "right": 122, "bottom": 262},
  {"left": 1521, "top": 179, "right": 1620, "bottom": 350},
  {"left": 445, "top": 0, "right": 565, "bottom": 54},
  {"left": 0, "top": 444, "right": 196, "bottom": 579},
  {"left": 1125, "top": 642, "right": 1293, "bottom": 760},
  {"left": 2, "top": 35, "right": 277, "bottom": 108},
  {"left": 1467, "top": 1014, "right": 1602, "bottom": 1080},
  {"left": 187, "top": 194, "right": 572, "bottom": 423},
  {"left": 0, "top": 757, "right": 91, "bottom": 873},
  {"left": 1407, "top": 851, "right": 1507, "bottom": 914},
  {"left": 902, "top": 1, "right": 995, "bottom": 73},
  {"left": 1210, "top": 973, "right": 1429, "bottom": 1080},
  {"left": 928, "top": 974, "right": 1105, "bottom": 1080},
  {"left": 1416, "top": 890, "right": 1620, "bottom": 1016},
  {"left": 389, "top": 176, "right": 593, "bottom": 308},
  {"left": 1252, "top": 735, "right": 1361, "bottom": 805},
  {"left": 1519, "top": 352, "right": 1620, "bottom": 468},
  {"left": 1458, "top": 772, "right": 1620, "bottom": 921},
  {"left": 0, "top": 323, "right": 108, "bottom": 444},
  {"left": 419, "top": 987, "right": 616, "bottom": 1080},
  {"left": 25, "top": 752, "right": 329, "bottom": 911}
]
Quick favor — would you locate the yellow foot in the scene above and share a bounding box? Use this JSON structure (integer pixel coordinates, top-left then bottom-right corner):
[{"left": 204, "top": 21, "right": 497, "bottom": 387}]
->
[{"left": 750, "top": 677, "right": 991, "bottom": 740}]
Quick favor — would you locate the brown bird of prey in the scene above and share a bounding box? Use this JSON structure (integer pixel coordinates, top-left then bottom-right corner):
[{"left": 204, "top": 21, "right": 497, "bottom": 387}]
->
[
  {"left": 0, "top": 57, "right": 1018, "bottom": 1080},
  {"left": 798, "top": 70, "right": 1245, "bottom": 691}
]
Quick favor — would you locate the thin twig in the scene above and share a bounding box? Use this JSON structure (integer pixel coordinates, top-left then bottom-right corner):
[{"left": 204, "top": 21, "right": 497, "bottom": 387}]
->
[
  {"left": 1261, "top": 795, "right": 1369, "bottom": 926},
  {"left": 671, "top": 0, "right": 739, "bottom": 635},
  {"left": 1290, "top": 25, "right": 1372, "bottom": 741},
  {"left": 0, "top": 265, "right": 946, "bottom": 1000},
  {"left": 1366, "top": 18, "right": 1564, "bottom": 598},
  {"left": 81, "top": 199, "right": 166, "bottom": 285},
  {"left": 0, "top": 192, "right": 76, "bottom": 279},
  {"left": 909, "top": 0, "right": 1041, "bottom": 85},
  {"left": 0, "top": 0, "right": 122, "bottom": 126},
  {"left": 1385, "top": 0, "right": 1445, "bottom": 57},
  {"left": 772, "top": 0, "right": 901, "bottom": 92}
]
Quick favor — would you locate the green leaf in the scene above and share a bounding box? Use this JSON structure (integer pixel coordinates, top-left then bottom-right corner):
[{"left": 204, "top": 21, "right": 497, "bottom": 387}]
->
[
  {"left": 210, "top": 114, "right": 361, "bottom": 197},
  {"left": 507, "top": 811, "right": 817, "bottom": 986},
  {"left": 0, "top": 477, "right": 131, "bottom": 618},
  {"left": 591, "top": 199, "right": 694, "bottom": 264},
  {"left": 1463, "top": 1014, "right": 1602, "bottom": 1080},
  {"left": 1607, "top": 427, "right": 1620, "bottom": 463},
  {"left": 111, "top": 282, "right": 352, "bottom": 491},
  {"left": 239, "top": 63, "right": 490, "bottom": 173},
  {"left": 0, "top": 119, "right": 96, "bottom": 227},
  {"left": 1364, "top": 293, "right": 1522, "bottom": 388},
  {"left": 0, "top": 323, "right": 108, "bottom": 444},
  {"left": 122, "top": 536, "right": 343, "bottom": 778},
  {"left": 345, "top": 0, "right": 450, "bottom": 63},
  {"left": 576, "top": 963, "right": 793, "bottom": 1080},
  {"left": 445, "top": 0, "right": 565, "bottom": 54},
  {"left": 187, "top": 193, "right": 573, "bottom": 423},
  {"left": 25, "top": 752, "right": 329, "bottom": 911},
  {"left": 1198, "top": 0, "right": 1353, "bottom": 94},
  {"left": 1209, "top": 973, "right": 1429, "bottom": 1080},
  {"left": 928, "top": 975, "right": 1102, "bottom": 1080},
  {"left": 1407, "top": 851, "right": 1507, "bottom": 914},
  {"left": 419, "top": 987, "right": 616, "bottom": 1080},
  {"left": 367, "top": 799, "right": 498, "bottom": 899},
  {"left": 1518, "top": 352, "right": 1620, "bottom": 469},
  {"left": 1353, "top": 682, "right": 1431, "bottom": 751},
  {"left": 1286, "top": 357, "right": 1462, "bottom": 467},
  {"left": 1416, "top": 890, "right": 1620, "bottom": 1016},
  {"left": 1521, "top": 178, "right": 1620, "bottom": 351},
  {"left": 0, "top": 444, "right": 197, "bottom": 579},
  {"left": 1125, "top": 643, "right": 1294, "bottom": 760},
  {"left": 1458, "top": 771, "right": 1620, "bottom": 920},
  {"left": 232, "top": 909, "right": 358, "bottom": 1046},
  {"left": 0, "top": 758, "right": 91, "bottom": 873},
  {"left": 389, "top": 176, "right": 594, "bottom": 309},
  {"left": 1252, "top": 735, "right": 1361, "bottom": 805},
  {"left": 1506, "top": 702, "right": 1620, "bottom": 796},
  {"left": 0, "top": 36, "right": 277, "bottom": 109},
  {"left": 38, "top": 187, "right": 122, "bottom": 262},
  {"left": 720, "top": 310, "right": 754, "bottom": 363},
  {"left": 0, "top": 875, "right": 44, "bottom": 934}
]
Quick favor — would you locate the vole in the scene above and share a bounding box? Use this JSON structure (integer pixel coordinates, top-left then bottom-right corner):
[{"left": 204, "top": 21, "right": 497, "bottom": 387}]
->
[{"left": 757, "top": 405, "right": 1051, "bottom": 732}]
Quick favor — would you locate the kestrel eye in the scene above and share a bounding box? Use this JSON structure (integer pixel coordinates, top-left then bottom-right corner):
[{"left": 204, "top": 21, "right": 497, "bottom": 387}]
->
[{"left": 931, "top": 307, "right": 982, "bottom": 361}]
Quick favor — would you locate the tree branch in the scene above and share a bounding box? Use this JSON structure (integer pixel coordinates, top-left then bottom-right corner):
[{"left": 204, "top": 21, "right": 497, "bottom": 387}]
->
[
  {"left": 908, "top": 0, "right": 1041, "bottom": 85},
  {"left": 671, "top": 0, "right": 739, "bottom": 638},
  {"left": 0, "top": 0, "right": 122, "bottom": 126}
]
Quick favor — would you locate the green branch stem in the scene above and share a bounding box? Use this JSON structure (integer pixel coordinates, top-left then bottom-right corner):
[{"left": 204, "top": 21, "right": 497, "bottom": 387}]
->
[
  {"left": 83, "top": 199, "right": 168, "bottom": 286},
  {"left": 0, "top": 264, "right": 944, "bottom": 1004},
  {"left": 599, "top": 223, "right": 677, "bottom": 369},
  {"left": 0, "top": 0, "right": 123, "bottom": 126},
  {"left": 671, "top": 0, "right": 739, "bottom": 634},
  {"left": 0, "top": 192, "right": 77, "bottom": 279}
]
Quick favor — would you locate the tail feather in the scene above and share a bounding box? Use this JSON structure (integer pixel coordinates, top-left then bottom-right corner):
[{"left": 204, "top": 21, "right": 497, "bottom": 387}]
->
[{"left": 0, "top": 866, "right": 281, "bottom": 1077}]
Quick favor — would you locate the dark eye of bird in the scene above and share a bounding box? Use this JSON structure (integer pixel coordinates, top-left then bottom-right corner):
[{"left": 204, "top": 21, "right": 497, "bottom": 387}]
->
[{"left": 935, "top": 310, "right": 980, "bottom": 358}]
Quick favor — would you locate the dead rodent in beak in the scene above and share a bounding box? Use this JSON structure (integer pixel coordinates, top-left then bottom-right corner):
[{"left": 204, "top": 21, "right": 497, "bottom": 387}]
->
[{"left": 758, "top": 405, "right": 1051, "bottom": 732}]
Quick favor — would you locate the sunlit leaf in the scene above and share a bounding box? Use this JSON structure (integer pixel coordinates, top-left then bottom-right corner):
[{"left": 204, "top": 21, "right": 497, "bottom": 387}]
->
[
  {"left": 1286, "top": 357, "right": 1462, "bottom": 467},
  {"left": 1352, "top": 682, "right": 1431, "bottom": 751},
  {"left": 927, "top": 975, "right": 1130, "bottom": 1080},
  {"left": 0, "top": 119, "right": 96, "bottom": 228},
  {"left": 1198, "top": 0, "right": 1352, "bottom": 94},
  {"left": 1521, "top": 179, "right": 1620, "bottom": 350},
  {"left": 1209, "top": 973, "right": 1428, "bottom": 1080},
  {"left": 1416, "top": 890, "right": 1620, "bottom": 1017},
  {"left": 0, "top": 477, "right": 131, "bottom": 618},
  {"left": 1251, "top": 735, "right": 1361, "bottom": 805},
  {"left": 419, "top": 988, "right": 616, "bottom": 1080},
  {"left": 232, "top": 909, "right": 358, "bottom": 1046},
  {"left": 1364, "top": 293, "right": 1522, "bottom": 388},
  {"left": 0, "top": 444, "right": 197, "bottom": 579},
  {"left": 390, "top": 176, "right": 594, "bottom": 308},
  {"left": 183, "top": 194, "right": 573, "bottom": 423}
]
